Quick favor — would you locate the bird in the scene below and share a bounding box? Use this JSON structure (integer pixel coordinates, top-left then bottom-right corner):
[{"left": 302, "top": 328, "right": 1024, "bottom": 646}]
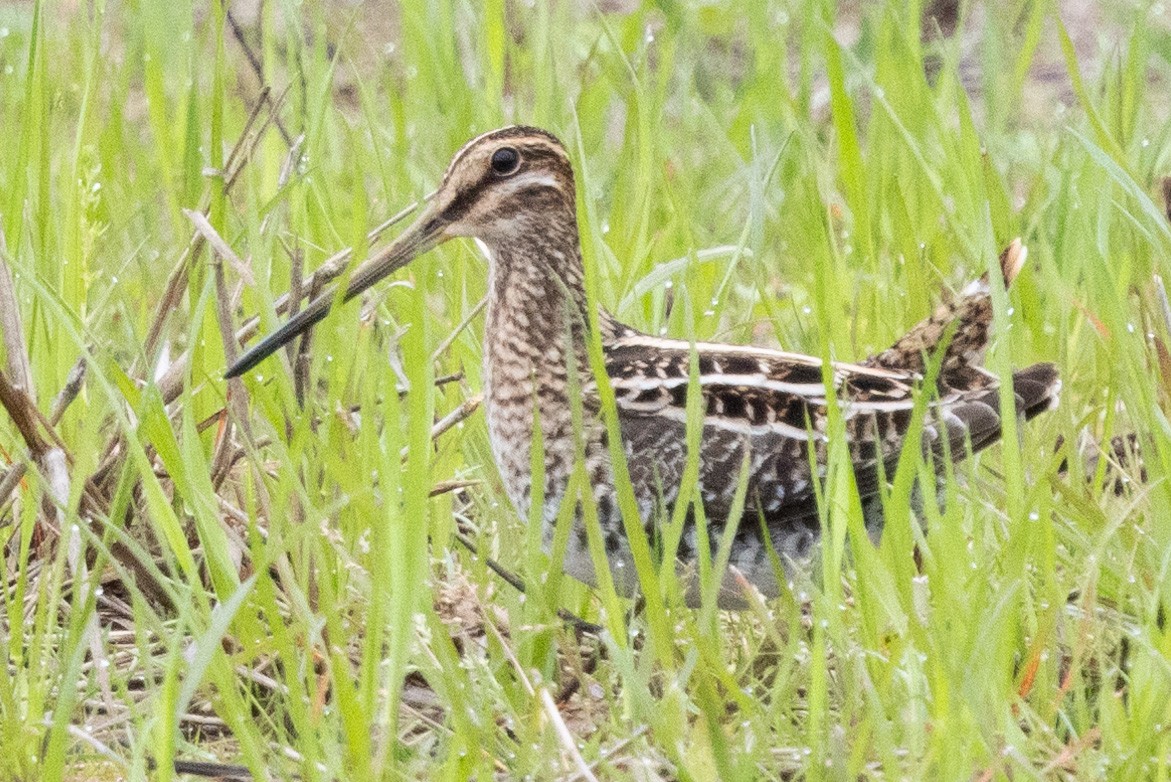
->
[{"left": 226, "top": 126, "right": 1060, "bottom": 607}]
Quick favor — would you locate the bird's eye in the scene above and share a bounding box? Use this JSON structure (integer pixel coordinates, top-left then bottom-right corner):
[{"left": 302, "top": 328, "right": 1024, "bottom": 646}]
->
[{"left": 490, "top": 147, "right": 520, "bottom": 176}]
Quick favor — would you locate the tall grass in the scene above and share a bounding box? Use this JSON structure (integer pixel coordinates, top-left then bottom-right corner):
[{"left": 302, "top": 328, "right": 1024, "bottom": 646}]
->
[{"left": 0, "top": 0, "right": 1168, "bottom": 779}]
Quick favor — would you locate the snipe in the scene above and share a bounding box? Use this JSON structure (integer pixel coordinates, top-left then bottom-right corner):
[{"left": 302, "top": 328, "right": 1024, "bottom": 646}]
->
[{"left": 227, "top": 126, "right": 1060, "bottom": 607}]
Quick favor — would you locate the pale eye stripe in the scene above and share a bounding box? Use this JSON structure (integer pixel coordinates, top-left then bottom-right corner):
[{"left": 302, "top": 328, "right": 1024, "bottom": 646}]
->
[{"left": 497, "top": 171, "right": 561, "bottom": 196}]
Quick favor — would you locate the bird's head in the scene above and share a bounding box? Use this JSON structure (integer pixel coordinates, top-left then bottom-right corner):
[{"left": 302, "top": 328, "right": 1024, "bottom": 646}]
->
[{"left": 225, "top": 125, "right": 578, "bottom": 378}]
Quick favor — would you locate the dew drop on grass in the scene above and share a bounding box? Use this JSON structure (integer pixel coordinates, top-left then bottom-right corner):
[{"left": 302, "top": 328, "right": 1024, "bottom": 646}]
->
[
  {"left": 802, "top": 306, "right": 811, "bottom": 315},
  {"left": 1128, "top": 323, "right": 1136, "bottom": 333},
  {"left": 1143, "top": 138, "right": 1151, "bottom": 147},
  {"left": 1028, "top": 511, "right": 1039, "bottom": 522},
  {"left": 0, "top": 27, "right": 8, "bottom": 36}
]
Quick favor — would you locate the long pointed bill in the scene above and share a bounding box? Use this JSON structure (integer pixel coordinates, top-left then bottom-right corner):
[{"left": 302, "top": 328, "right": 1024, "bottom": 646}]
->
[{"left": 225, "top": 207, "right": 444, "bottom": 378}]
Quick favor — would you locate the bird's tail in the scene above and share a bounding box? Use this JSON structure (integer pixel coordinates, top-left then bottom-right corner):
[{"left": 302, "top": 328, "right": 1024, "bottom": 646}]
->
[{"left": 865, "top": 239, "right": 1026, "bottom": 380}]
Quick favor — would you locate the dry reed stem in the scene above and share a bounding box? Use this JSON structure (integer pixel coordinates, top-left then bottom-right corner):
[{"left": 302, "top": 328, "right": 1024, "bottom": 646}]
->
[{"left": 0, "top": 228, "right": 34, "bottom": 399}]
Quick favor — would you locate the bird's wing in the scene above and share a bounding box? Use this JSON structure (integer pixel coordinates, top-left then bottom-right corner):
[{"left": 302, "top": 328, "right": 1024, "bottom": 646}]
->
[{"left": 602, "top": 335, "right": 1057, "bottom": 519}]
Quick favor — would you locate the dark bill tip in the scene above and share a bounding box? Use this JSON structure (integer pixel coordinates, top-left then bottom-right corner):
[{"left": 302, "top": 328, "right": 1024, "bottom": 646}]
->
[
  {"left": 224, "top": 292, "right": 336, "bottom": 378},
  {"left": 224, "top": 211, "right": 442, "bottom": 380}
]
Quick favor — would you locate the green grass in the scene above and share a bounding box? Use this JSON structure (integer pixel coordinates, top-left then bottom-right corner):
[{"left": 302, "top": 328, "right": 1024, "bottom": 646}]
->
[{"left": 1, "top": 0, "right": 1170, "bottom": 779}]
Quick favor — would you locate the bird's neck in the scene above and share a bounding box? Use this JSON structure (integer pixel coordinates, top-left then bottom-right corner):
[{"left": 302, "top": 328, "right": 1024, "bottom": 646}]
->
[
  {"left": 477, "top": 222, "right": 636, "bottom": 524},
  {"left": 483, "top": 234, "right": 588, "bottom": 369},
  {"left": 480, "top": 224, "right": 630, "bottom": 367}
]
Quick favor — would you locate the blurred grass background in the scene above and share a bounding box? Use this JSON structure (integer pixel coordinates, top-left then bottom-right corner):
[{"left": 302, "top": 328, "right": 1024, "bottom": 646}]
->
[{"left": 1, "top": 0, "right": 1170, "bottom": 779}]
